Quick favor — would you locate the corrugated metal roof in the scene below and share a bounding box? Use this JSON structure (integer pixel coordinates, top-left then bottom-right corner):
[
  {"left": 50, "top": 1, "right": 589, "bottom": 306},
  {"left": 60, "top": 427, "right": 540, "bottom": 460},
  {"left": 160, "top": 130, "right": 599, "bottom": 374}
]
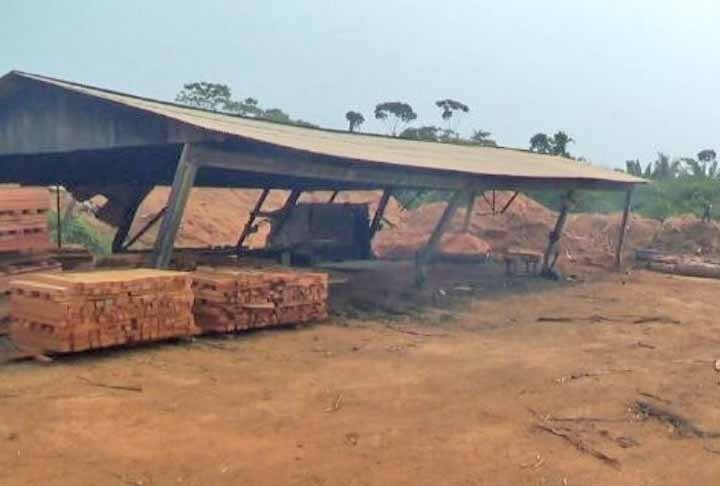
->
[{"left": 9, "top": 71, "right": 644, "bottom": 186}]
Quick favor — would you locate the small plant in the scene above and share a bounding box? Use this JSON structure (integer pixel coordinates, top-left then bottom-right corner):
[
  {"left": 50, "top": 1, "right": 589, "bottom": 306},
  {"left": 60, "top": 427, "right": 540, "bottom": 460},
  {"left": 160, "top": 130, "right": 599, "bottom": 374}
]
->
[{"left": 47, "top": 212, "right": 112, "bottom": 255}]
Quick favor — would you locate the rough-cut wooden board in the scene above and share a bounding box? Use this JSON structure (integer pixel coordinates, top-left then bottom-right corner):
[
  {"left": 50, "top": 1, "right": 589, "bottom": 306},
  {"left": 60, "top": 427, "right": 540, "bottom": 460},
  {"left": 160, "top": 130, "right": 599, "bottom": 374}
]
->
[
  {"left": 192, "top": 267, "right": 328, "bottom": 333},
  {"left": 9, "top": 269, "right": 198, "bottom": 353}
]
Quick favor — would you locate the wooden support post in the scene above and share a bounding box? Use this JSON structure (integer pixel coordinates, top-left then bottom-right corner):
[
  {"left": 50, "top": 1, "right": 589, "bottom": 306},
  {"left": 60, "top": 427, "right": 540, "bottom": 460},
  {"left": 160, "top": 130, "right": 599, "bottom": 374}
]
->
[
  {"left": 122, "top": 206, "right": 167, "bottom": 251},
  {"left": 153, "top": 144, "right": 198, "bottom": 269},
  {"left": 542, "top": 190, "right": 574, "bottom": 276},
  {"left": 236, "top": 188, "right": 270, "bottom": 251},
  {"left": 499, "top": 191, "right": 520, "bottom": 214},
  {"left": 463, "top": 191, "right": 476, "bottom": 232},
  {"left": 415, "top": 190, "right": 466, "bottom": 287},
  {"left": 615, "top": 187, "right": 634, "bottom": 269},
  {"left": 369, "top": 188, "right": 392, "bottom": 239},
  {"left": 328, "top": 190, "right": 339, "bottom": 203},
  {"left": 111, "top": 186, "right": 150, "bottom": 253},
  {"left": 271, "top": 189, "right": 302, "bottom": 237},
  {"left": 55, "top": 185, "right": 62, "bottom": 249}
]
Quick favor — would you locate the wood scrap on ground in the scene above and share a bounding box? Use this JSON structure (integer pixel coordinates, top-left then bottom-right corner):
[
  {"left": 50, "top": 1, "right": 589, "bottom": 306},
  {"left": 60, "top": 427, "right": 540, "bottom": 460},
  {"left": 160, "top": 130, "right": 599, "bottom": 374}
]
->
[
  {"left": 77, "top": 376, "right": 143, "bottom": 393},
  {"left": 631, "top": 400, "right": 720, "bottom": 439},
  {"left": 532, "top": 423, "right": 621, "bottom": 469}
]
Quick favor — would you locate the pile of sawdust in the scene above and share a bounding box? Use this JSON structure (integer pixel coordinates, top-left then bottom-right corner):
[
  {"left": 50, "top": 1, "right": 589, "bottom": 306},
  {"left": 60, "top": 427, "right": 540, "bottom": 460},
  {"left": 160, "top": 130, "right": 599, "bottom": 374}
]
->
[
  {"left": 649, "top": 216, "right": 720, "bottom": 257},
  {"left": 126, "top": 188, "right": 403, "bottom": 249},
  {"left": 73, "top": 187, "right": 720, "bottom": 273},
  {"left": 375, "top": 191, "right": 661, "bottom": 271}
]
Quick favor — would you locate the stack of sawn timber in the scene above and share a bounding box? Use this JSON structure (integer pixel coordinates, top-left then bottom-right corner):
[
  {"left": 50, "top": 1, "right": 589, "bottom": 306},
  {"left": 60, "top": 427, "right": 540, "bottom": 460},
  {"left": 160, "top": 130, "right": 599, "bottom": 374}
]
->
[
  {"left": 9, "top": 269, "right": 198, "bottom": 353},
  {"left": 192, "top": 267, "right": 328, "bottom": 332},
  {"left": 0, "top": 187, "right": 50, "bottom": 253}
]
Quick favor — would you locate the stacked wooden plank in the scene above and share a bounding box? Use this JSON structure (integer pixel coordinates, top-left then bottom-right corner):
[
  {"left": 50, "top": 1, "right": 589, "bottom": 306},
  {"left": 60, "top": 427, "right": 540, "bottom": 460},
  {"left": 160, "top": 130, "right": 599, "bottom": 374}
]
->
[
  {"left": 9, "top": 269, "right": 198, "bottom": 353},
  {"left": 192, "top": 267, "right": 328, "bottom": 332},
  {"left": 0, "top": 187, "right": 50, "bottom": 253}
]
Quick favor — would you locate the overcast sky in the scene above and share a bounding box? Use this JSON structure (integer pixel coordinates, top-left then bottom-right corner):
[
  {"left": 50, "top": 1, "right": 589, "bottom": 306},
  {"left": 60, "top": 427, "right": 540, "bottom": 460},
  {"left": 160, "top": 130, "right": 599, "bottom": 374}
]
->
[{"left": 2, "top": 0, "right": 718, "bottom": 168}]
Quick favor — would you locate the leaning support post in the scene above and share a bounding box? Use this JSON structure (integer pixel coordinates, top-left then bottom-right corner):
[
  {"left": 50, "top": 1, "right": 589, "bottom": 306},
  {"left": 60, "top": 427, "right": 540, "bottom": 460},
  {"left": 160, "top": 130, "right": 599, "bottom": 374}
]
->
[
  {"left": 542, "top": 190, "right": 575, "bottom": 277},
  {"left": 328, "top": 190, "right": 339, "bottom": 203},
  {"left": 271, "top": 189, "right": 302, "bottom": 237},
  {"left": 615, "top": 187, "right": 634, "bottom": 269},
  {"left": 236, "top": 188, "right": 270, "bottom": 251},
  {"left": 499, "top": 191, "right": 520, "bottom": 214},
  {"left": 112, "top": 186, "right": 151, "bottom": 253},
  {"left": 122, "top": 206, "right": 167, "bottom": 251},
  {"left": 152, "top": 144, "right": 198, "bottom": 269},
  {"left": 463, "top": 191, "right": 476, "bottom": 232},
  {"left": 369, "top": 188, "right": 392, "bottom": 239},
  {"left": 415, "top": 190, "right": 466, "bottom": 287}
]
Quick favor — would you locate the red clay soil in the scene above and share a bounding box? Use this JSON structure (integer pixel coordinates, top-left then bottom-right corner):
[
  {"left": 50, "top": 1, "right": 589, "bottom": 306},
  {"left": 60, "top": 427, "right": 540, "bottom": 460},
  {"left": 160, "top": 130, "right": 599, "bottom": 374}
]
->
[
  {"left": 127, "top": 188, "right": 403, "bottom": 250},
  {"left": 81, "top": 188, "right": 720, "bottom": 271},
  {"left": 375, "top": 192, "right": 661, "bottom": 273}
]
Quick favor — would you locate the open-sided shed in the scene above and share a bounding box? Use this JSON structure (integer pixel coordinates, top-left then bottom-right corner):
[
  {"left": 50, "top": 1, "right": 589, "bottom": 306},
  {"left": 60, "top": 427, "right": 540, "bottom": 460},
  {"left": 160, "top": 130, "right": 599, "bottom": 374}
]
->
[{"left": 0, "top": 71, "right": 645, "bottom": 281}]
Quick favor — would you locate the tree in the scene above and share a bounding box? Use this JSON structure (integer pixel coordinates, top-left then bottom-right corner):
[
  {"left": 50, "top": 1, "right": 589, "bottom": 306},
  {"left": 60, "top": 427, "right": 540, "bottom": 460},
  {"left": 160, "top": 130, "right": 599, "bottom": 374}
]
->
[
  {"left": 529, "top": 131, "right": 574, "bottom": 157},
  {"left": 435, "top": 99, "right": 469, "bottom": 132},
  {"left": 345, "top": 111, "right": 365, "bottom": 132},
  {"left": 175, "top": 82, "right": 233, "bottom": 111},
  {"left": 470, "top": 129, "right": 497, "bottom": 147},
  {"left": 626, "top": 159, "right": 643, "bottom": 177},
  {"left": 698, "top": 149, "right": 717, "bottom": 163},
  {"left": 374, "top": 101, "right": 417, "bottom": 136},
  {"left": 529, "top": 133, "right": 553, "bottom": 154},
  {"left": 651, "top": 153, "right": 682, "bottom": 180},
  {"left": 551, "top": 131, "right": 574, "bottom": 158},
  {"left": 400, "top": 125, "right": 441, "bottom": 141},
  {"left": 262, "top": 108, "right": 292, "bottom": 124}
]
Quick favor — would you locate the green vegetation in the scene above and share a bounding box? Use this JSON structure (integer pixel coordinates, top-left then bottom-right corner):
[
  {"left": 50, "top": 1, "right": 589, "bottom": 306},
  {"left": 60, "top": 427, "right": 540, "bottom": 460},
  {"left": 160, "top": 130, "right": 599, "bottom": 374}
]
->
[
  {"left": 175, "top": 82, "right": 309, "bottom": 127},
  {"left": 48, "top": 211, "right": 111, "bottom": 255}
]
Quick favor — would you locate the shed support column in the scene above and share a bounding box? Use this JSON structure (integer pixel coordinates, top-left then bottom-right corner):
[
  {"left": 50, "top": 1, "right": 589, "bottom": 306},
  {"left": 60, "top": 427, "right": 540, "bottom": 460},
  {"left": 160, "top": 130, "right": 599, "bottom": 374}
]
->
[
  {"left": 615, "top": 187, "right": 634, "bottom": 269},
  {"left": 542, "top": 190, "right": 574, "bottom": 277},
  {"left": 369, "top": 188, "right": 392, "bottom": 240},
  {"left": 463, "top": 191, "right": 476, "bottom": 232},
  {"left": 152, "top": 145, "right": 198, "bottom": 269},
  {"left": 328, "top": 190, "right": 339, "bottom": 203},
  {"left": 271, "top": 189, "right": 302, "bottom": 238},
  {"left": 415, "top": 190, "right": 465, "bottom": 287},
  {"left": 112, "top": 186, "right": 151, "bottom": 253},
  {"left": 236, "top": 188, "right": 270, "bottom": 252}
]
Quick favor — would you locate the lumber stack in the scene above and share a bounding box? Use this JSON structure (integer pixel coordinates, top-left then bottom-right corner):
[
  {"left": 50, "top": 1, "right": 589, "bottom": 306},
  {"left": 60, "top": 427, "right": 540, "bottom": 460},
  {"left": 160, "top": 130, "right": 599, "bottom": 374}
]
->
[
  {"left": 0, "top": 187, "right": 50, "bottom": 253},
  {"left": 9, "top": 269, "right": 198, "bottom": 353},
  {"left": 192, "top": 267, "right": 328, "bottom": 332}
]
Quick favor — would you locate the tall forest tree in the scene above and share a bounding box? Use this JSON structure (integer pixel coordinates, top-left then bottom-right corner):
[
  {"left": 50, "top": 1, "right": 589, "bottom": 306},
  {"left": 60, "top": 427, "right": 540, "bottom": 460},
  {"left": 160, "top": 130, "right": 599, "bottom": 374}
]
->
[
  {"left": 435, "top": 99, "right": 469, "bottom": 134},
  {"left": 374, "top": 101, "right": 417, "bottom": 136},
  {"left": 345, "top": 111, "right": 365, "bottom": 132}
]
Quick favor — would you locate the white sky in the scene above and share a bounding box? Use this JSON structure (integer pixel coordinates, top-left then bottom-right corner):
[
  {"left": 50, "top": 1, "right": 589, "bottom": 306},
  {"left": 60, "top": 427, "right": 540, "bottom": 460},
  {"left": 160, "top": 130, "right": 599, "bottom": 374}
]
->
[{"left": 2, "top": 0, "right": 719, "bottom": 168}]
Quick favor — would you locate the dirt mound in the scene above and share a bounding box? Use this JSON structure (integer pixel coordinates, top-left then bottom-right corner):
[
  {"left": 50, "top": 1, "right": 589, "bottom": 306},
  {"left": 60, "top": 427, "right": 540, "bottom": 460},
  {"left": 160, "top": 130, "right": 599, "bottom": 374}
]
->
[
  {"left": 127, "top": 188, "right": 402, "bottom": 249},
  {"left": 649, "top": 216, "right": 720, "bottom": 257},
  {"left": 375, "top": 191, "right": 661, "bottom": 272}
]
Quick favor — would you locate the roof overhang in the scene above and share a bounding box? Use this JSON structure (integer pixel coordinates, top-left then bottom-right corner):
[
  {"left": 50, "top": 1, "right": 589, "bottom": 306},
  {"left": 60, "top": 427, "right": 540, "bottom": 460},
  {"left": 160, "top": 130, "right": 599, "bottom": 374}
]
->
[{"left": 0, "top": 70, "right": 647, "bottom": 192}]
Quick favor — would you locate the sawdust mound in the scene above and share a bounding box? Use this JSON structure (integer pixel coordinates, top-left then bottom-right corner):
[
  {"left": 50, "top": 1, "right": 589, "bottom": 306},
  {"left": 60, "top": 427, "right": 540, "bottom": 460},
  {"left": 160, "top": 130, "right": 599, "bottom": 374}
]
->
[
  {"left": 649, "top": 216, "right": 720, "bottom": 257},
  {"left": 375, "top": 191, "right": 661, "bottom": 272},
  {"left": 127, "top": 188, "right": 403, "bottom": 249}
]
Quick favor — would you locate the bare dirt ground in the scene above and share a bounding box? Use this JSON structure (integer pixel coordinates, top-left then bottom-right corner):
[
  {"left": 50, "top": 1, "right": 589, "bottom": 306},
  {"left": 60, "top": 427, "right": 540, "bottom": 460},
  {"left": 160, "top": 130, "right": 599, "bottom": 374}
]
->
[{"left": 2, "top": 266, "right": 720, "bottom": 485}]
